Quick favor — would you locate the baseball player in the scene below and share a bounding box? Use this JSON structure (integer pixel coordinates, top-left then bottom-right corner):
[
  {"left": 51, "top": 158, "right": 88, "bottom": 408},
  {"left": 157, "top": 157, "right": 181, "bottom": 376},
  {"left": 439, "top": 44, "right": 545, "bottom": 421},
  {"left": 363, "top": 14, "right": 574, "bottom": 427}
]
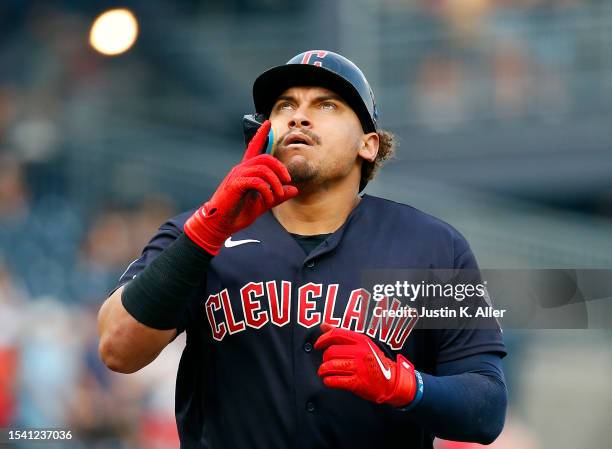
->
[{"left": 98, "top": 50, "right": 507, "bottom": 449}]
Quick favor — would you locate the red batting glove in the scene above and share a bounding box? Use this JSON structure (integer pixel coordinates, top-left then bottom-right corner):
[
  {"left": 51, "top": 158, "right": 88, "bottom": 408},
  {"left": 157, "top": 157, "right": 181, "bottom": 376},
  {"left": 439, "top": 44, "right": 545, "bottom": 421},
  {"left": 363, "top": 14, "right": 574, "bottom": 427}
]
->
[
  {"left": 314, "top": 323, "right": 417, "bottom": 408},
  {"left": 184, "top": 120, "right": 298, "bottom": 255}
]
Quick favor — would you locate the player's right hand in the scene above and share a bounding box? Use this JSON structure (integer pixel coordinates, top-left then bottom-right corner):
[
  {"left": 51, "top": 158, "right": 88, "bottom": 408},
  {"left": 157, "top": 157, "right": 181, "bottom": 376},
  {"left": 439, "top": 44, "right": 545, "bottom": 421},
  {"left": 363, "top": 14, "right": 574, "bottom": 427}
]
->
[{"left": 184, "top": 120, "right": 298, "bottom": 255}]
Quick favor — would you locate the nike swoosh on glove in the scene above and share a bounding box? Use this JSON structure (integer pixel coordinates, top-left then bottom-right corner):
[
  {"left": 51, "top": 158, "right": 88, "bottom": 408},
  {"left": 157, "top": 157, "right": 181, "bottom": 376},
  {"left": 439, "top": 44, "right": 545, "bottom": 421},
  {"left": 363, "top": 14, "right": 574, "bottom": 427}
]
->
[
  {"left": 184, "top": 120, "right": 298, "bottom": 255},
  {"left": 314, "top": 323, "right": 417, "bottom": 408}
]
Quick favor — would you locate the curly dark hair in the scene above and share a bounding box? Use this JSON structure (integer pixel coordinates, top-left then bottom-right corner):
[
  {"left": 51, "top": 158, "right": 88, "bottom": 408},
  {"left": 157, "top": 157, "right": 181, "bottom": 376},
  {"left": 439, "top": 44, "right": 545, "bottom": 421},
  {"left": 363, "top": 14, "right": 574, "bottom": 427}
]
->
[{"left": 359, "top": 129, "right": 397, "bottom": 191}]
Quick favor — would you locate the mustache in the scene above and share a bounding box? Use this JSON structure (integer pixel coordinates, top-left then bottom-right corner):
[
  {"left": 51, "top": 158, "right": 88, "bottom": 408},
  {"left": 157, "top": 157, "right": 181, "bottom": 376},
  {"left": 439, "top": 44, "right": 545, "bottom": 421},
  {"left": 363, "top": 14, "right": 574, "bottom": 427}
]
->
[{"left": 277, "top": 129, "right": 321, "bottom": 147}]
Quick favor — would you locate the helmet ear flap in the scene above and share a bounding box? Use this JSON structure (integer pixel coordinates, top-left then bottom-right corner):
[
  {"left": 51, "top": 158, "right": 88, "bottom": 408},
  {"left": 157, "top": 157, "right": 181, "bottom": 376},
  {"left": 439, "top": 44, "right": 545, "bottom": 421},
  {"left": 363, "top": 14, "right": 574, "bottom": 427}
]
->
[
  {"left": 242, "top": 113, "right": 274, "bottom": 154},
  {"left": 242, "top": 113, "right": 267, "bottom": 146}
]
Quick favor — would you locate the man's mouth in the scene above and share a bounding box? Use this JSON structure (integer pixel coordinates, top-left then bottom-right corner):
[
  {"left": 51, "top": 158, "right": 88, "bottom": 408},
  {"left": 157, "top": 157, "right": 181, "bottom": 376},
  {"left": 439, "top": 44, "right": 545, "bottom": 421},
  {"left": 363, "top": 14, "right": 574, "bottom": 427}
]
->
[{"left": 282, "top": 133, "right": 315, "bottom": 147}]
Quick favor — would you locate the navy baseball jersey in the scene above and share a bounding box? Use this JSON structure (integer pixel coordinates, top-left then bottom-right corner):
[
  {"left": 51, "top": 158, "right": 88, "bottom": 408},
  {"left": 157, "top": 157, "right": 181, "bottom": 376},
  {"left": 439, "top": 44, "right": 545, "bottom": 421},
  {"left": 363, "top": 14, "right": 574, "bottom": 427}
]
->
[{"left": 114, "top": 194, "right": 506, "bottom": 449}]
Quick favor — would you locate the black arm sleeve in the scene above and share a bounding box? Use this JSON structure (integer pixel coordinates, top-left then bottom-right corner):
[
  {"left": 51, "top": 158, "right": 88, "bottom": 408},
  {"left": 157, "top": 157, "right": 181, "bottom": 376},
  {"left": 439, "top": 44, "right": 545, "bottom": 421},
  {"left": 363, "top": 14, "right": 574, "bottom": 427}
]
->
[
  {"left": 402, "top": 352, "right": 507, "bottom": 444},
  {"left": 121, "top": 233, "right": 213, "bottom": 330}
]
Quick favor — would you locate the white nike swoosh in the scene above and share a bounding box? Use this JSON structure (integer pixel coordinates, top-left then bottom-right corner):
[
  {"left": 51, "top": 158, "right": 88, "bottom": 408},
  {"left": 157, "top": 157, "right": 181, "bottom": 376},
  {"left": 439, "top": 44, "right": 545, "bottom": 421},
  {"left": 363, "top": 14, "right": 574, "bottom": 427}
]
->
[
  {"left": 224, "top": 236, "right": 261, "bottom": 248},
  {"left": 367, "top": 341, "right": 391, "bottom": 380}
]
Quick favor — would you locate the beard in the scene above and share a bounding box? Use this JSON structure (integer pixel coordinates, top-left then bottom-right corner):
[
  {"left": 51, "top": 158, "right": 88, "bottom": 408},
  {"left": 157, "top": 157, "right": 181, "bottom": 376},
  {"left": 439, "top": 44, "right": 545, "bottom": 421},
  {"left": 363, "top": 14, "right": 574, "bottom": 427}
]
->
[
  {"left": 284, "top": 155, "right": 318, "bottom": 184},
  {"left": 276, "top": 140, "right": 360, "bottom": 189}
]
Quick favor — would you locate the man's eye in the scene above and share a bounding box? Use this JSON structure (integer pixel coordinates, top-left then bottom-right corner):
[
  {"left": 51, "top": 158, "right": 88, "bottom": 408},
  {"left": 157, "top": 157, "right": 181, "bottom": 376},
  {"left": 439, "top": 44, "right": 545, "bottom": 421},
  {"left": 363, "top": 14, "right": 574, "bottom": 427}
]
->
[
  {"left": 320, "top": 102, "right": 337, "bottom": 110},
  {"left": 277, "top": 102, "right": 294, "bottom": 111}
]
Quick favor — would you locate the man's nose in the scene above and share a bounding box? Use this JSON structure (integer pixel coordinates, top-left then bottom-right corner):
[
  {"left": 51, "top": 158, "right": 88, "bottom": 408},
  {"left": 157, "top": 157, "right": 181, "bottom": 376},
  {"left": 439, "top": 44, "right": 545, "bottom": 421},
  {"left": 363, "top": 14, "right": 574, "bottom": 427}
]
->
[{"left": 288, "top": 108, "right": 312, "bottom": 129}]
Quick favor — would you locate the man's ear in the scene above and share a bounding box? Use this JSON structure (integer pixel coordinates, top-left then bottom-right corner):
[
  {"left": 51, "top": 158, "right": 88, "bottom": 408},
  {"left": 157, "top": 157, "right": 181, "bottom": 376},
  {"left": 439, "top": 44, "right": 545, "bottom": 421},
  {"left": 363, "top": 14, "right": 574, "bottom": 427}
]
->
[{"left": 358, "top": 132, "right": 379, "bottom": 163}]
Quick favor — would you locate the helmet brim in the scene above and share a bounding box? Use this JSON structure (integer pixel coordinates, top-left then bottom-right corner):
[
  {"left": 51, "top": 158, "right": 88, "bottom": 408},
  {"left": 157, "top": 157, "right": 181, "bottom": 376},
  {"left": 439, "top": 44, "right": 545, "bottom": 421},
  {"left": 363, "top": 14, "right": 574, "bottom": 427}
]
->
[{"left": 253, "top": 64, "right": 377, "bottom": 133}]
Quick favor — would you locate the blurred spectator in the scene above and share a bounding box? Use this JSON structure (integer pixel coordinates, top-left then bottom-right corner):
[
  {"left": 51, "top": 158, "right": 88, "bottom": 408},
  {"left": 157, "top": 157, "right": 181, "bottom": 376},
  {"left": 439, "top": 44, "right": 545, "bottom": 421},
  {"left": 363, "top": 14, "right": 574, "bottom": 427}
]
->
[
  {"left": 81, "top": 209, "right": 134, "bottom": 270},
  {"left": 530, "top": 0, "right": 581, "bottom": 120},
  {"left": 16, "top": 298, "right": 82, "bottom": 428},
  {"left": 128, "top": 195, "right": 176, "bottom": 258},
  {"left": 490, "top": 42, "right": 533, "bottom": 119},
  {"left": 133, "top": 333, "right": 184, "bottom": 449},
  {"left": 0, "top": 87, "right": 18, "bottom": 139},
  {"left": 0, "top": 258, "right": 27, "bottom": 427},
  {"left": 67, "top": 307, "right": 145, "bottom": 448},
  {"left": 71, "top": 195, "right": 175, "bottom": 305},
  {"left": 69, "top": 207, "right": 132, "bottom": 305},
  {"left": 414, "top": 54, "right": 470, "bottom": 132},
  {"left": 0, "top": 154, "right": 30, "bottom": 222},
  {"left": 431, "top": 0, "right": 492, "bottom": 46},
  {"left": 0, "top": 156, "right": 84, "bottom": 301}
]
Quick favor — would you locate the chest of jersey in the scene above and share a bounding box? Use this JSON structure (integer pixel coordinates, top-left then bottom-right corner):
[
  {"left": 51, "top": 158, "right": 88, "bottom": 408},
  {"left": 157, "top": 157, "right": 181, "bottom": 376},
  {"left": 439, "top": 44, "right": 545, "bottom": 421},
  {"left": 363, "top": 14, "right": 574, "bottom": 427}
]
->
[{"left": 200, "top": 208, "right": 434, "bottom": 354}]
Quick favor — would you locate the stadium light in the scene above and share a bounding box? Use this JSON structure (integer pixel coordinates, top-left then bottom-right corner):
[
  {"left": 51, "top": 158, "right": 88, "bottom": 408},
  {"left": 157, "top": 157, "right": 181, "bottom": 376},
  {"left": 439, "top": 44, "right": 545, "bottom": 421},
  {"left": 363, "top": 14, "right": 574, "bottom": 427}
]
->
[{"left": 89, "top": 8, "right": 139, "bottom": 56}]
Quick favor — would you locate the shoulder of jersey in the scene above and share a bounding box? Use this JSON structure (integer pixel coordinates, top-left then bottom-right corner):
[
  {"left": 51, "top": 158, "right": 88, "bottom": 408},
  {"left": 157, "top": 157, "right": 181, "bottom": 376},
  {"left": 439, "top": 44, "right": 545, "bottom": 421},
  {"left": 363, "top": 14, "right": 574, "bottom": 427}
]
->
[
  {"left": 159, "top": 209, "right": 198, "bottom": 234},
  {"left": 164, "top": 200, "right": 467, "bottom": 243},
  {"left": 363, "top": 194, "right": 467, "bottom": 241}
]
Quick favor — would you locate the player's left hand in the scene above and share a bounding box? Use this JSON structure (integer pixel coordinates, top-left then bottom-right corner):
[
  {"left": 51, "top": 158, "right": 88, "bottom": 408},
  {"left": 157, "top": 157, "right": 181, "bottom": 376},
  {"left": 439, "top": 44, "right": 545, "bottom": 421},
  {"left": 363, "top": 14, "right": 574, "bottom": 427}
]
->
[{"left": 314, "top": 323, "right": 417, "bottom": 407}]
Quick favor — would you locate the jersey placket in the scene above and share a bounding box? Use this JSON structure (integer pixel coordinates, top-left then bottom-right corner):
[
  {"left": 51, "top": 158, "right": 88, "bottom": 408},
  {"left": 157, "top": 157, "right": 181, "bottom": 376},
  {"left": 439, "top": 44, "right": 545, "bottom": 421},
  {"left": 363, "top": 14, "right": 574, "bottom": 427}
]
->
[{"left": 292, "top": 228, "right": 349, "bottom": 449}]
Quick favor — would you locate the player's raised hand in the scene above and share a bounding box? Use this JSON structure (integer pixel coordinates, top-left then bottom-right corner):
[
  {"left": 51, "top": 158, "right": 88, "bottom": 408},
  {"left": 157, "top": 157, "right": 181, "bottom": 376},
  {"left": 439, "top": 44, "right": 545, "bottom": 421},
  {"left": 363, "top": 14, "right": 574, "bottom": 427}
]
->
[
  {"left": 184, "top": 120, "right": 298, "bottom": 255},
  {"left": 315, "top": 323, "right": 418, "bottom": 408}
]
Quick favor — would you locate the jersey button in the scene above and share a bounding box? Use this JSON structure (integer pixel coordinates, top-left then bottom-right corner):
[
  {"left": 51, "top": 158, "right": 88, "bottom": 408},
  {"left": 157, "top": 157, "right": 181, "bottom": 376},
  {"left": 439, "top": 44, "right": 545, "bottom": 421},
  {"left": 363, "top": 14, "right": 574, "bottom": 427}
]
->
[
  {"left": 306, "top": 260, "right": 315, "bottom": 268},
  {"left": 304, "top": 342, "right": 313, "bottom": 353},
  {"left": 306, "top": 401, "right": 316, "bottom": 412}
]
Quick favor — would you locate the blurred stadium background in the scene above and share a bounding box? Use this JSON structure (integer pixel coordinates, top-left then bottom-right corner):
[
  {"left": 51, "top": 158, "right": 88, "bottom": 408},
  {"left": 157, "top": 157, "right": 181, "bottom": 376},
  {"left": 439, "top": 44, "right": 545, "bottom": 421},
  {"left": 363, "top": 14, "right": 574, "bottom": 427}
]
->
[{"left": 1, "top": 0, "right": 611, "bottom": 448}]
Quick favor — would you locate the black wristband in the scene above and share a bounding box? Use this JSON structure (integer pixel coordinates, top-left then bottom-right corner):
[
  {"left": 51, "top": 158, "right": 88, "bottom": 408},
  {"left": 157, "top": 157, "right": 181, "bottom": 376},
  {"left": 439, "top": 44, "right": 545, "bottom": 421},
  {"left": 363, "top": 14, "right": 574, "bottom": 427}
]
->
[{"left": 121, "top": 233, "right": 214, "bottom": 330}]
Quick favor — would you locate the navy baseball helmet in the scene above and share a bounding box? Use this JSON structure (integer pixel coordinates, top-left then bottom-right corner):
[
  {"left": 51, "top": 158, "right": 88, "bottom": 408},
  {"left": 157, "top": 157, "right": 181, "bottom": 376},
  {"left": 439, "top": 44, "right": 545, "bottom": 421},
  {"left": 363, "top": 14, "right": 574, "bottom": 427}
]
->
[{"left": 252, "top": 50, "right": 379, "bottom": 133}]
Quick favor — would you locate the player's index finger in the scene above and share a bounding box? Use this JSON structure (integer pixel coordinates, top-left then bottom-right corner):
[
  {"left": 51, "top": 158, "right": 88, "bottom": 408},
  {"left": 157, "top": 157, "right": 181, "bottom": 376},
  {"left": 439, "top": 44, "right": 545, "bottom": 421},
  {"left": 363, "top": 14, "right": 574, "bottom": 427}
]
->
[
  {"left": 314, "top": 330, "right": 359, "bottom": 350},
  {"left": 242, "top": 120, "right": 271, "bottom": 162}
]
